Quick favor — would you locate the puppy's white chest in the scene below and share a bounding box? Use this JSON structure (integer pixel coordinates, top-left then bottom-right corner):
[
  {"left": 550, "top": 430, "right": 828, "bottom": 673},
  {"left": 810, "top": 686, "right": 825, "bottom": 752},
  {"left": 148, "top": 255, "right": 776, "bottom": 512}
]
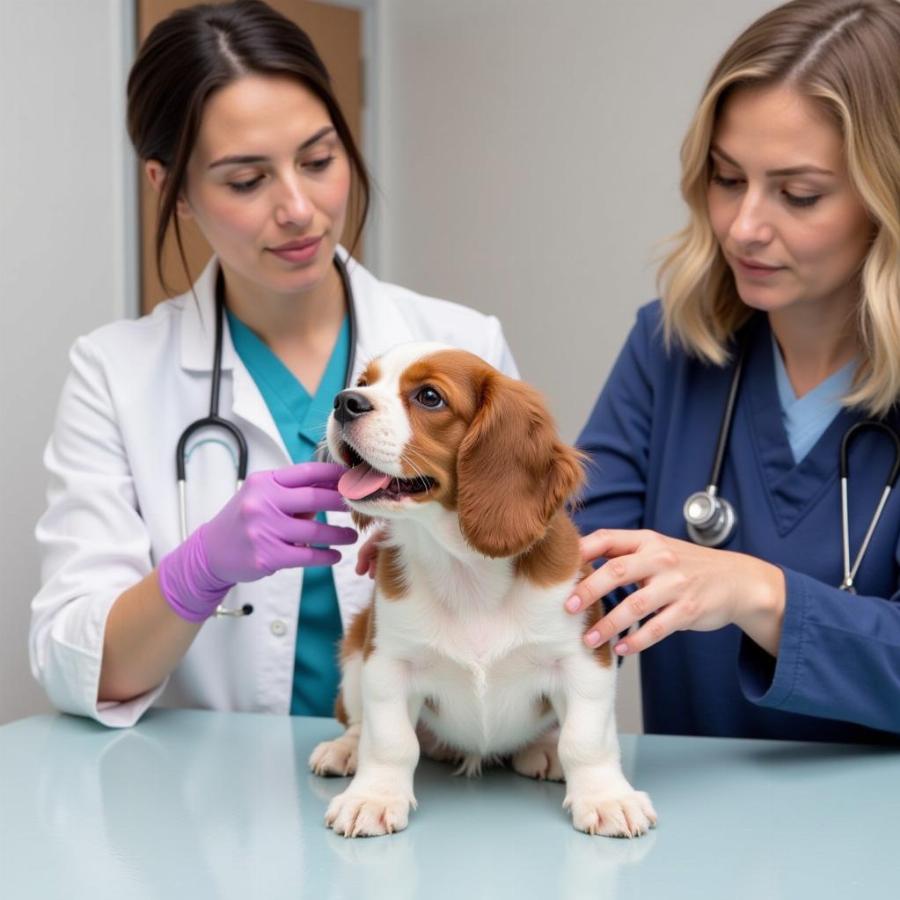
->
[
  {"left": 415, "top": 643, "right": 557, "bottom": 755},
  {"left": 466, "top": 629, "right": 496, "bottom": 664},
  {"left": 388, "top": 594, "right": 575, "bottom": 756}
]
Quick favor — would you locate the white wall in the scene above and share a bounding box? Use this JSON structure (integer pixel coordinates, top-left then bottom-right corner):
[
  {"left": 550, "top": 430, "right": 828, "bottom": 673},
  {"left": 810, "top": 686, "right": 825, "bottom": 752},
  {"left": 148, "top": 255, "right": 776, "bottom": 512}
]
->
[
  {"left": 375, "top": 0, "right": 775, "bottom": 731},
  {"left": 0, "top": 0, "right": 136, "bottom": 723}
]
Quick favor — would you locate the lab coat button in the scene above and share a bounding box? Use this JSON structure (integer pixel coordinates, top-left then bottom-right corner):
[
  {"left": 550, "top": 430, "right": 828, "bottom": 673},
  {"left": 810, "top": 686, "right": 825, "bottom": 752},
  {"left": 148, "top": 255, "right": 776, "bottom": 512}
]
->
[{"left": 270, "top": 619, "right": 287, "bottom": 637}]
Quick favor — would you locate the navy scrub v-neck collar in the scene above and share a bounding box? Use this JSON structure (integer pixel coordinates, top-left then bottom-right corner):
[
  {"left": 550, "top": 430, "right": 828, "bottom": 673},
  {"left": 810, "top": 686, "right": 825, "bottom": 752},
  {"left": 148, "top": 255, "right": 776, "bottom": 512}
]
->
[{"left": 745, "top": 317, "right": 858, "bottom": 536}]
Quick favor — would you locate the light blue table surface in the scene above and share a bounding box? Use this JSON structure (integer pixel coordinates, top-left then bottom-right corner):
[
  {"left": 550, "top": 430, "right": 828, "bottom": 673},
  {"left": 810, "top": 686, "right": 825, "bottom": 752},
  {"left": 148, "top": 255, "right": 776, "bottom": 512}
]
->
[{"left": 1, "top": 709, "right": 898, "bottom": 899}]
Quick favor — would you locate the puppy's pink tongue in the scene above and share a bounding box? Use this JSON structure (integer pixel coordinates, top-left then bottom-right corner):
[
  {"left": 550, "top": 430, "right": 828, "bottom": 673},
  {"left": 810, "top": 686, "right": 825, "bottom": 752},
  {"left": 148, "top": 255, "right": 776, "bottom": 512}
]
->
[{"left": 338, "top": 463, "right": 391, "bottom": 500}]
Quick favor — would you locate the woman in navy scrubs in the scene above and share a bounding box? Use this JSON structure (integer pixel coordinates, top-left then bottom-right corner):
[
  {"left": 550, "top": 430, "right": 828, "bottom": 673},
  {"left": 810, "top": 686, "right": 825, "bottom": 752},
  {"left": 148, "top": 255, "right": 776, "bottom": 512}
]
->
[{"left": 569, "top": 0, "right": 900, "bottom": 743}]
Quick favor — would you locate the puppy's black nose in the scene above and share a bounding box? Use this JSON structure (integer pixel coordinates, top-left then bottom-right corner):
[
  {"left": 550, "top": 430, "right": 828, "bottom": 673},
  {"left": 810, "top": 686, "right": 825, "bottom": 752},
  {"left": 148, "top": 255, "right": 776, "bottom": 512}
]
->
[{"left": 333, "top": 390, "right": 374, "bottom": 426}]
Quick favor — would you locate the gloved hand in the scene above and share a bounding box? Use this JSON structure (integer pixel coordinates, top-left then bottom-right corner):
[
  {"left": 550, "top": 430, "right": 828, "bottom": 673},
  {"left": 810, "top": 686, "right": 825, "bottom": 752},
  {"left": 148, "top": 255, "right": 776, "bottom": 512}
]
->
[{"left": 158, "top": 462, "right": 358, "bottom": 622}]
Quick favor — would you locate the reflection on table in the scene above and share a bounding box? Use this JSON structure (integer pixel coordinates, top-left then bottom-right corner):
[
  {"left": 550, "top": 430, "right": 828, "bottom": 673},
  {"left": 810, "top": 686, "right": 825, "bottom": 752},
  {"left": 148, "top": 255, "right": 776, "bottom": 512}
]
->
[{"left": 1, "top": 708, "right": 897, "bottom": 899}]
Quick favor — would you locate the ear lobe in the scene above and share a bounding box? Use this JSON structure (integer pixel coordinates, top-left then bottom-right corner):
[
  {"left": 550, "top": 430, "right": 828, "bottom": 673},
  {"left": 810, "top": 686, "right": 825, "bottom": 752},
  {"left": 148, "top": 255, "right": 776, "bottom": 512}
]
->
[
  {"left": 144, "top": 159, "right": 166, "bottom": 194},
  {"left": 456, "top": 372, "right": 585, "bottom": 558}
]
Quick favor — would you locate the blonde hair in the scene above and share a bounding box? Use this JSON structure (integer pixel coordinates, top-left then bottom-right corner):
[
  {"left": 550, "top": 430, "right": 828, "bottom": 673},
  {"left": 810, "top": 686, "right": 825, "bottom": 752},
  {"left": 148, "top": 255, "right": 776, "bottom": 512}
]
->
[{"left": 658, "top": 0, "right": 900, "bottom": 416}]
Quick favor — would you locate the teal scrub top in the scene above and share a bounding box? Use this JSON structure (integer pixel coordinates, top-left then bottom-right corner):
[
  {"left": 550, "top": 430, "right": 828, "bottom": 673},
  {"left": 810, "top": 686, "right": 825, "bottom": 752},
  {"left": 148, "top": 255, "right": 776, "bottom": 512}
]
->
[{"left": 226, "top": 309, "right": 350, "bottom": 717}]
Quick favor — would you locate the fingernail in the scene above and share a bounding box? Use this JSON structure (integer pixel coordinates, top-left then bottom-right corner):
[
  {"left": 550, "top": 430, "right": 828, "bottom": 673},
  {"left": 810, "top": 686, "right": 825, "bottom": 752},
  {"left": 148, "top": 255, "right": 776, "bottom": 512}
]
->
[
  {"left": 614, "top": 642, "right": 628, "bottom": 655},
  {"left": 565, "top": 595, "right": 581, "bottom": 613},
  {"left": 584, "top": 631, "right": 600, "bottom": 647}
]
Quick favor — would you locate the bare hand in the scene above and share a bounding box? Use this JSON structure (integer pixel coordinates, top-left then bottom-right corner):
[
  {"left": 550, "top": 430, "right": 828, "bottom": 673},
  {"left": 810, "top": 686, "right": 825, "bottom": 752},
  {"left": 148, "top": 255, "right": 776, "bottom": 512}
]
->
[{"left": 566, "top": 529, "right": 785, "bottom": 656}]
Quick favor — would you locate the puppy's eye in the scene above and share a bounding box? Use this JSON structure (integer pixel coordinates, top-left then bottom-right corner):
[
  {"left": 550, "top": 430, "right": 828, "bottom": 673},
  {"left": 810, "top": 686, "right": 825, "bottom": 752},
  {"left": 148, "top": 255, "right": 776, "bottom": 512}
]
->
[{"left": 413, "top": 386, "right": 445, "bottom": 409}]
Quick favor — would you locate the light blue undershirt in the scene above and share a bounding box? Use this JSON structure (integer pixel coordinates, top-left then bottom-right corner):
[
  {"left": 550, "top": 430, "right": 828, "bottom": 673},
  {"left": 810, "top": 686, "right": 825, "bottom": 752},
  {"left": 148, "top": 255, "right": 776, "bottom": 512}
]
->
[
  {"left": 227, "top": 309, "right": 350, "bottom": 717},
  {"left": 771, "top": 334, "right": 857, "bottom": 464}
]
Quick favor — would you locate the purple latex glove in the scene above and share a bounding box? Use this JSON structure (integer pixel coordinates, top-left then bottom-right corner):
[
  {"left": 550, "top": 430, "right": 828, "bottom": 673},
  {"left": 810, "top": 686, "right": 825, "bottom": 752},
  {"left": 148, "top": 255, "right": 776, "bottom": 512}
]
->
[{"left": 158, "top": 462, "right": 358, "bottom": 622}]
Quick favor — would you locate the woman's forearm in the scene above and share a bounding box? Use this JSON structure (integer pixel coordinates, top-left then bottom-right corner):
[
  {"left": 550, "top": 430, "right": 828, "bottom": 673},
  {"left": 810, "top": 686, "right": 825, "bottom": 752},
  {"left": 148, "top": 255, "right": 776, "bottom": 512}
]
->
[{"left": 98, "top": 570, "right": 202, "bottom": 702}]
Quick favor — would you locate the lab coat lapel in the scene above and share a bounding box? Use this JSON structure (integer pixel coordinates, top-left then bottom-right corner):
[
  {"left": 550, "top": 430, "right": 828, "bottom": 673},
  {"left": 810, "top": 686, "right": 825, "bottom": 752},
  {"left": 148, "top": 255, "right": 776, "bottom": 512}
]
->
[
  {"left": 341, "top": 253, "right": 417, "bottom": 384},
  {"left": 230, "top": 356, "right": 292, "bottom": 461},
  {"left": 178, "top": 257, "right": 289, "bottom": 463},
  {"left": 179, "top": 257, "right": 238, "bottom": 373}
]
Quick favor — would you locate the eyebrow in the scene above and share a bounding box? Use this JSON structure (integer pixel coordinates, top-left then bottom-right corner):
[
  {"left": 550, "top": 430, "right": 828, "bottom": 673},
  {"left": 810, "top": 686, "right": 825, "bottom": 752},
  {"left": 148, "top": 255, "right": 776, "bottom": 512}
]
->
[
  {"left": 208, "top": 126, "right": 336, "bottom": 169},
  {"left": 710, "top": 144, "right": 834, "bottom": 177}
]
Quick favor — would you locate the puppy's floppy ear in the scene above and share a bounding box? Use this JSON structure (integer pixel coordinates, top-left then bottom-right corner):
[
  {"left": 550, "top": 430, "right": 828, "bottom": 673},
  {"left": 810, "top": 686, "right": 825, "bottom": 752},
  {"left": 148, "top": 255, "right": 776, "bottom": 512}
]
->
[{"left": 456, "top": 371, "right": 585, "bottom": 558}]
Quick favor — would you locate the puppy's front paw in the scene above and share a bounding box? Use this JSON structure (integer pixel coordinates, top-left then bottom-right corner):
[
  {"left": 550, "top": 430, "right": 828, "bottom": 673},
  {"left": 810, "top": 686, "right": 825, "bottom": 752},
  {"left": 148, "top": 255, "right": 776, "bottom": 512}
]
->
[
  {"left": 309, "top": 735, "right": 358, "bottom": 776},
  {"left": 325, "top": 788, "right": 416, "bottom": 837},
  {"left": 566, "top": 790, "right": 657, "bottom": 838}
]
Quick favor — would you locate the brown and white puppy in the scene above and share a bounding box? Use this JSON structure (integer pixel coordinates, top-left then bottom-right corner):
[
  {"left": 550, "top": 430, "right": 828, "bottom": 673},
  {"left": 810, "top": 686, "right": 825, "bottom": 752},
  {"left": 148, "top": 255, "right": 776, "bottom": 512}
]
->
[{"left": 309, "top": 342, "right": 656, "bottom": 838}]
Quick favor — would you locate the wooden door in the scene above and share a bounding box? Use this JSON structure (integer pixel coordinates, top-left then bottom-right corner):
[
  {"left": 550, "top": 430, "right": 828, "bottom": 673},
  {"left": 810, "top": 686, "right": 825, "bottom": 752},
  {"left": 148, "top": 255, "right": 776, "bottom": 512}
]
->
[{"left": 136, "top": 0, "right": 363, "bottom": 313}]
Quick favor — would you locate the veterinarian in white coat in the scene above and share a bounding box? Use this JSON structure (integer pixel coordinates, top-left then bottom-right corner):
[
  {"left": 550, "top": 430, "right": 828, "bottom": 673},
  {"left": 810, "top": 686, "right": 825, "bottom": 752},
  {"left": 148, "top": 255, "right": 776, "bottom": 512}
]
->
[{"left": 30, "top": 1, "right": 517, "bottom": 728}]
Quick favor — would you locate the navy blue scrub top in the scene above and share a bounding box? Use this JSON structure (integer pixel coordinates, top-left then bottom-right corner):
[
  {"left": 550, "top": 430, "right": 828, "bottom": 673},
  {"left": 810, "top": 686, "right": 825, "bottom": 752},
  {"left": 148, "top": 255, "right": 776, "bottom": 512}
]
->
[
  {"left": 227, "top": 309, "right": 349, "bottom": 717},
  {"left": 574, "top": 301, "right": 900, "bottom": 744}
]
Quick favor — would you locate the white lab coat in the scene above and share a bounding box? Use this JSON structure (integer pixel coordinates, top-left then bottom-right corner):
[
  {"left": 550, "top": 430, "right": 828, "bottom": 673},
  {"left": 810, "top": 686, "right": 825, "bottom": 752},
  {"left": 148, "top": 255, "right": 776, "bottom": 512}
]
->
[{"left": 31, "top": 252, "right": 518, "bottom": 727}]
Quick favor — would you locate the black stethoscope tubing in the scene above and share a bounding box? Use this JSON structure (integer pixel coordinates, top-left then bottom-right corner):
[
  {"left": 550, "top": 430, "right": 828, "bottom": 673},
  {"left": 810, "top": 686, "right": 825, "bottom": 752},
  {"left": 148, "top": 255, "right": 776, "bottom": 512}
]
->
[
  {"left": 708, "top": 348, "right": 746, "bottom": 491},
  {"left": 682, "top": 348, "right": 746, "bottom": 547},
  {"left": 174, "top": 256, "right": 358, "bottom": 616},
  {"left": 684, "top": 341, "right": 900, "bottom": 592}
]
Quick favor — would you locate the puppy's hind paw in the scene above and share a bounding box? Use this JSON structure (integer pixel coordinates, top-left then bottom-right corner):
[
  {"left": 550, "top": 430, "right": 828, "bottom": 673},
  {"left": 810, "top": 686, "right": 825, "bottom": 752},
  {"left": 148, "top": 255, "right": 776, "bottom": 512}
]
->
[
  {"left": 309, "top": 736, "right": 359, "bottom": 777},
  {"left": 512, "top": 741, "right": 565, "bottom": 782}
]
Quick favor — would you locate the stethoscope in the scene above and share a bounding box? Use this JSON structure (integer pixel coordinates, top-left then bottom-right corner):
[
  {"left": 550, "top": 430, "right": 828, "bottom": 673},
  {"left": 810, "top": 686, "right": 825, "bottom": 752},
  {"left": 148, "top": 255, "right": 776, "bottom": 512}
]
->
[
  {"left": 683, "top": 345, "right": 900, "bottom": 592},
  {"left": 174, "top": 256, "right": 357, "bottom": 617}
]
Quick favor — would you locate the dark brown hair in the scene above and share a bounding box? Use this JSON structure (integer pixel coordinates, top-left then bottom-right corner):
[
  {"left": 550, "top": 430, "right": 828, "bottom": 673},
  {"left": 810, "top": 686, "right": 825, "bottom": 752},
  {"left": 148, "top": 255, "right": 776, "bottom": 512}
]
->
[{"left": 127, "top": 0, "right": 370, "bottom": 294}]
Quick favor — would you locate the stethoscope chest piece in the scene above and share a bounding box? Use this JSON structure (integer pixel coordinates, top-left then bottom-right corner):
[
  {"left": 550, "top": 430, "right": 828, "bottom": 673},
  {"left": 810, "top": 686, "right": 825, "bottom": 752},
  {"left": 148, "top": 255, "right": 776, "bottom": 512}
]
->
[{"left": 683, "top": 488, "right": 737, "bottom": 547}]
